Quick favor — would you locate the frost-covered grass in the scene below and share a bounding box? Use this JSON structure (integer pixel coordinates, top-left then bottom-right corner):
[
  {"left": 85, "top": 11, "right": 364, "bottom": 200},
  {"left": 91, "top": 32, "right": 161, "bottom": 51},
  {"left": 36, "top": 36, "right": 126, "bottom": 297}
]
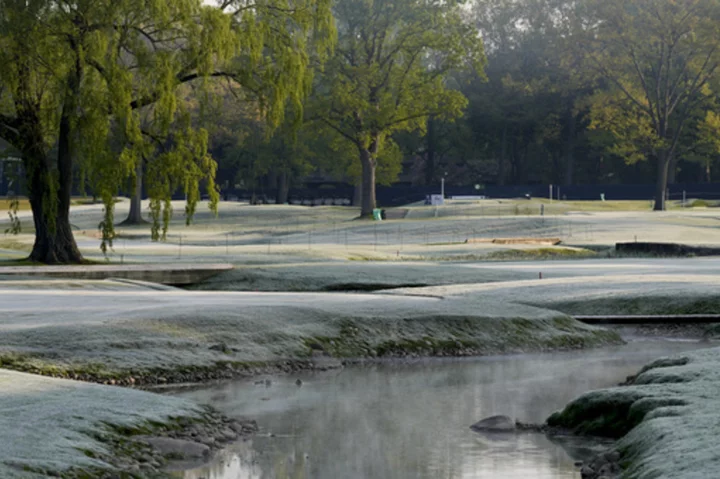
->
[
  {"left": 0, "top": 280, "right": 620, "bottom": 382},
  {"left": 389, "top": 273, "right": 720, "bottom": 311},
  {"left": 4, "top": 200, "right": 720, "bottom": 264},
  {"left": 188, "top": 261, "right": 532, "bottom": 292},
  {"left": 546, "top": 347, "right": 720, "bottom": 479},
  {"left": 0, "top": 369, "right": 204, "bottom": 478}
]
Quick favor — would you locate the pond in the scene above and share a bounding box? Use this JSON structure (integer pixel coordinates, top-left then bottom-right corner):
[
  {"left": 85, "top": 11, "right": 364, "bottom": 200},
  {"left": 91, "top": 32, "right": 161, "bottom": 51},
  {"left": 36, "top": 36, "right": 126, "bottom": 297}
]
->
[{"left": 170, "top": 338, "right": 706, "bottom": 479}]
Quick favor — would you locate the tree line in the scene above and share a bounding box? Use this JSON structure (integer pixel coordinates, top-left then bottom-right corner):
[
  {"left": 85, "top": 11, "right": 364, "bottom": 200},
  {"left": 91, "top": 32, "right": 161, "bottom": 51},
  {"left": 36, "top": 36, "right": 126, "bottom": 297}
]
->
[
  {"left": 217, "top": 0, "right": 720, "bottom": 215},
  {"left": 1, "top": 0, "right": 720, "bottom": 263}
]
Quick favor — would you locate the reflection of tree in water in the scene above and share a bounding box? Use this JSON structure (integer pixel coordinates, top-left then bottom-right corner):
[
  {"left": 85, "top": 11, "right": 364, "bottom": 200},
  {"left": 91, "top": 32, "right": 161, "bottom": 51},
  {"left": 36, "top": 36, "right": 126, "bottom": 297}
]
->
[{"left": 179, "top": 441, "right": 262, "bottom": 479}]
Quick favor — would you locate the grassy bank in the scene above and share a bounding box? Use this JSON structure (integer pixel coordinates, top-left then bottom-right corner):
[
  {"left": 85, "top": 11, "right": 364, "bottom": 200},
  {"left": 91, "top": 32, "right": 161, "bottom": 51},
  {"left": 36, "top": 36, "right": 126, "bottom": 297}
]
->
[
  {"left": 0, "top": 369, "right": 256, "bottom": 478},
  {"left": 0, "top": 309, "right": 620, "bottom": 386},
  {"left": 0, "top": 283, "right": 621, "bottom": 385},
  {"left": 546, "top": 347, "right": 720, "bottom": 478}
]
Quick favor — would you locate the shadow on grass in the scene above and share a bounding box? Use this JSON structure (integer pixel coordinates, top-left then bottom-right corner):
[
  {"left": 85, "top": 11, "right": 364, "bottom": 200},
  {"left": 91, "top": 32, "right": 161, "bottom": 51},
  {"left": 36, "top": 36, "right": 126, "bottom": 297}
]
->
[{"left": 0, "top": 258, "right": 105, "bottom": 267}]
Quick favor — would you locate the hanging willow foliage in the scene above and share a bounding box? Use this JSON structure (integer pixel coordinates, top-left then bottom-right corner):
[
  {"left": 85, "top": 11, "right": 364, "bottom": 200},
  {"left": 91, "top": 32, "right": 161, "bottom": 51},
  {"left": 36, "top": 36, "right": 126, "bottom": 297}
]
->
[{"left": 0, "top": 0, "right": 335, "bottom": 262}]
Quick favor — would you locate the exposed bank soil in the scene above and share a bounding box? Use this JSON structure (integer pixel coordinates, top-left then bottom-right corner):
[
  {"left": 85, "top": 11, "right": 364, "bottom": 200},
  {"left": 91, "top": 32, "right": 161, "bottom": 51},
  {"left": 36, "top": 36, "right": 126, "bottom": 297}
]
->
[{"left": 52, "top": 411, "right": 258, "bottom": 479}]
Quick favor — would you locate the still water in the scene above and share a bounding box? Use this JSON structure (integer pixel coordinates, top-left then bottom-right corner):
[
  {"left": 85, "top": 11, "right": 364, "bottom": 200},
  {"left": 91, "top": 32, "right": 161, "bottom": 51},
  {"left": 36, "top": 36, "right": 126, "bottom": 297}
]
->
[{"left": 170, "top": 339, "right": 707, "bottom": 479}]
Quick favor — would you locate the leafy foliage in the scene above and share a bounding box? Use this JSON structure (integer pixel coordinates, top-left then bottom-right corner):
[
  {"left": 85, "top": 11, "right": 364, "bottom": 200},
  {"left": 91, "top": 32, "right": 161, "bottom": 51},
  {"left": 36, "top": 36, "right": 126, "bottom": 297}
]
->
[
  {"left": 0, "top": 0, "right": 334, "bottom": 261},
  {"left": 310, "top": 0, "right": 486, "bottom": 213}
]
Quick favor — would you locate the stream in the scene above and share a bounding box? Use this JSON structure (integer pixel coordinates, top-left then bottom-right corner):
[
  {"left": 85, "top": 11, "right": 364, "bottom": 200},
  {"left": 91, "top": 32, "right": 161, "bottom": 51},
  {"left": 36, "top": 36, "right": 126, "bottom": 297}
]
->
[{"left": 169, "top": 338, "right": 707, "bottom": 479}]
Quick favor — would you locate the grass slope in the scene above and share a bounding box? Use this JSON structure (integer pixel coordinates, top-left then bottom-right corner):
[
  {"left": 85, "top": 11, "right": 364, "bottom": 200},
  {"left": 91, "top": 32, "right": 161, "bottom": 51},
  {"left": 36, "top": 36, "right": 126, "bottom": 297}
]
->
[
  {"left": 546, "top": 347, "right": 720, "bottom": 478},
  {"left": 0, "top": 369, "right": 204, "bottom": 478},
  {"left": 0, "top": 284, "right": 620, "bottom": 384}
]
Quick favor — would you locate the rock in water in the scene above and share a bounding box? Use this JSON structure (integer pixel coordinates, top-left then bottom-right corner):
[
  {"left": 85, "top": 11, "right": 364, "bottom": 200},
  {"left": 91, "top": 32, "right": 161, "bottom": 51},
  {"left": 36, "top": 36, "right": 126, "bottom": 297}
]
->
[{"left": 470, "top": 415, "right": 516, "bottom": 433}]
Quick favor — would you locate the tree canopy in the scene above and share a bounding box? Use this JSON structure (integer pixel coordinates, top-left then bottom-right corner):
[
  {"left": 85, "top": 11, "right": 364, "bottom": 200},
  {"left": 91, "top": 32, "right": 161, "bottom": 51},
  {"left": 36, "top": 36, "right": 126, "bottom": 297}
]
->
[
  {"left": 0, "top": 0, "right": 333, "bottom": 262},
  {"left": 575, "top": 0, "right": 720, "bottom": 209},
  {"left": 309, "top": 0, "right": 486, "bottom": 216},
  {"left": 5, "top": 0, "right": 720, "bottom": 264}
]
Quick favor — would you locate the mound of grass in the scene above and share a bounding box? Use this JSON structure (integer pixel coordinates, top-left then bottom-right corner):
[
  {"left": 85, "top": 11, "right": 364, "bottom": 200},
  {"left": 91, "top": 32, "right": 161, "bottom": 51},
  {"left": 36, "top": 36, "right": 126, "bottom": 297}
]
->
[
  {"left": 688, "top": 199, "right": 717, "bottom": 208},
  {"left": 540, "top": 295, "right": 720, "bottom": 316},
  {"left": 546, "top": 347, "right": 720, "bottom": 479},
  {"left": 485, "top": 247, "right": 596, "bottom": 261},
  {"left": 0, "top": 287, "right": 622, "bottom": 384}
]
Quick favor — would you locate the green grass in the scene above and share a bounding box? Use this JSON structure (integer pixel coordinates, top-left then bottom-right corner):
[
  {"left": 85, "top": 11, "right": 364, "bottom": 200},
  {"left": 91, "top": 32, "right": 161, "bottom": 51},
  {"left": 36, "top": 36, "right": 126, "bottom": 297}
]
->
[
  {"left": 0, "top": 199, "right": 31, "bottom": 211},
  {"left": 71, "top": 197, "right": 123, "bottom": 206},
  {"left": 541, "top": 295, "right": 720, "bottom": 316},
  {"left": 689, "top": 199, "right": 715, "bottom": 208},
  {"left": 485, "top": 247, "right": 597, "bottom": 260},
  {"left": 0, "top": 239, "right": 32, "bottom": 253},
  {"left": 535, "top": 199, "right": 657, "bottom": 211}
]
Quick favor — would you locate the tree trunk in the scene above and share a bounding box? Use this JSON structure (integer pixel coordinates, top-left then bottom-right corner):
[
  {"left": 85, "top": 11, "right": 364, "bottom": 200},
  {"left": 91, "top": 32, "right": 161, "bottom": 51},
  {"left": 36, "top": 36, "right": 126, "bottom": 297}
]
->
[
  {"left": 565, "top": 109, "right": 576, "bottom": 185},
  {"left": 25, "top": 121, "right": 83, "bottom": 264},
  {"left": 360, "top": 147, "right": 377, "bottom": 217},
  {"left": 353, "top": 182, "right": 362, "bottom": 207},
  {"left": 653, "top": 151, "right": 670, "bottom": 211},
  {"left": 425, "top": 116, "right": 436, "bottom": 186},
  {"left": 498, "top": 125, "right": 507, "bottom": 186},
  {"left": 122, "top": 160, "right": 146, "bottom": 225},
  {"left": 26, "top": 40, "right": 84, "bottom": 264},
  {"left": 707, "top": 160, "right": 712, "bottom": 183},
  {"left": 276, "top": 171, "right": 289, "bottom": 204},
  {"left": 667, "top": 153, "right": 679, "bottom": 184}
]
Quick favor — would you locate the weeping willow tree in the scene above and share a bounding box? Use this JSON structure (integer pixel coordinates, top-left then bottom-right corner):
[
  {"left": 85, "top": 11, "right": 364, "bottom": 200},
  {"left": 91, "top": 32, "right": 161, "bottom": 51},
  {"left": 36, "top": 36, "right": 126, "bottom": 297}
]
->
[{"left": 0, "top": 0, "right": 333, "bottom": 263}]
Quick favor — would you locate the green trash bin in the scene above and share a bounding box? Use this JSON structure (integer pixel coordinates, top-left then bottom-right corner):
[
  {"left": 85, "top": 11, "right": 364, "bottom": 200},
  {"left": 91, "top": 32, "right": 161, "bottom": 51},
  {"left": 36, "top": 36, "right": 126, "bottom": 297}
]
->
[{"left": 372, "top": 208, "right": 383, "bottom": 221}]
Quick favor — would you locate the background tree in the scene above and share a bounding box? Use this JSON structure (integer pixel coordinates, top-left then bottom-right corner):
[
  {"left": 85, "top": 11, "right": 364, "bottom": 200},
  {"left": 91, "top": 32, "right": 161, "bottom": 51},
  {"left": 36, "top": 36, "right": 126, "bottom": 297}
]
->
[
  {"left": 574, "top": 0, "right": 720, "bottom": 210},
  {"left": 0, "top": 0, "right": 333, "bottom": 263},
  {"left": 310, "top": 0, "right": 486, "bottom": 216}
]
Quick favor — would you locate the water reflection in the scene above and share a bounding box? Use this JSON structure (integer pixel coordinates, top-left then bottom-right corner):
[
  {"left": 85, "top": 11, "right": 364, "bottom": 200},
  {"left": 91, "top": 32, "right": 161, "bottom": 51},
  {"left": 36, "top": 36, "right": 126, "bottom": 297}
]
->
[{"left": 171, "top": 340, "right": 706, "bottom": 479}]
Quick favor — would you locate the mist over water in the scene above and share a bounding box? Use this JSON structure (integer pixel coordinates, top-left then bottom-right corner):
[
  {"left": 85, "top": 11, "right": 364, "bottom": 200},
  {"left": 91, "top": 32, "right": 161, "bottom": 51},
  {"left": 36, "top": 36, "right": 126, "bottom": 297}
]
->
[{"left": 171, "top": 339, "right": 706, "bottom": 479}]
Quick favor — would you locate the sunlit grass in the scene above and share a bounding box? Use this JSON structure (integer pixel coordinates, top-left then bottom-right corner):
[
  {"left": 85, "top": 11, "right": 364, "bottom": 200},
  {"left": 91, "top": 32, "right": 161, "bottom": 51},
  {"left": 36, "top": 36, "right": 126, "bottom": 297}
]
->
[{"left": 0, "top": 199, "right": 31, "bottom": 211}]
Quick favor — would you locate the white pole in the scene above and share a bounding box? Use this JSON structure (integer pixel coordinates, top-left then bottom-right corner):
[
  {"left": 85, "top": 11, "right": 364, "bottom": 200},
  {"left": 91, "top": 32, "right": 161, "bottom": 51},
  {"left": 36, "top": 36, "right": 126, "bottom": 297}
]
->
[
  {"left": 441, "top": 177, "right": 445, "bottom": 199},
  {"left": 549, "top": 184, "right": 553, "bottom": 203}
]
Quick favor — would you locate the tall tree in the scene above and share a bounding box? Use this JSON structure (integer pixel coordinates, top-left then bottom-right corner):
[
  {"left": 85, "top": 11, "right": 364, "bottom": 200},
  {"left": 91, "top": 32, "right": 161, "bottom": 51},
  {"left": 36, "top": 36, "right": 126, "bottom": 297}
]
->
[
  {"left": 311, "top": 0, "right": 486, "bottom": 216},
  {"left": 0, "top": 0, "right": 333, "bottom": 263},
  {"left": 469, "top": 0, "right": 593, "bottom": 187},
  {"left": 575, "top": 0, "right": 720, "bottom": 210}
]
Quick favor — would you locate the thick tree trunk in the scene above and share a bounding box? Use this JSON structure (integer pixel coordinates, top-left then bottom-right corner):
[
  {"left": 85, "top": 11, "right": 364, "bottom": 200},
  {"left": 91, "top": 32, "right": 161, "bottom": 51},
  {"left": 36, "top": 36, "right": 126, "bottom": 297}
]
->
[
  {"left": 26, "top": 41, "right": 84, "bottom": 264},
  {"left": 667, "top": 154, "right": 679, "bottom": 184},
  {"left": 25, "top": 126, "right": 83, "bottom": 264},
  {"left": 28, "top": 193, "right": 83, "bottom": 264},
  {"left": 360, "top": 147, "right": 377, "bottom": 217},
  {"left": 122, "top": 160, "right": 146, "bottom": 225},
  {"left": 276, "top": 171, "right": 289, "bottom": 204},
  {"left": 653, "top": 151, "right": 670, "bottom": 211}
]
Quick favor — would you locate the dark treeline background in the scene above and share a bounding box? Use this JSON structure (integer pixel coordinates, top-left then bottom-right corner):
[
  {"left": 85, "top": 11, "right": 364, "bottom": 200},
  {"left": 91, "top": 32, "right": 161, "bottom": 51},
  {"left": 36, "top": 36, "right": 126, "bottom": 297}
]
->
[{"left": 208, "top": 0, "right": 720, "bottom": 208}]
